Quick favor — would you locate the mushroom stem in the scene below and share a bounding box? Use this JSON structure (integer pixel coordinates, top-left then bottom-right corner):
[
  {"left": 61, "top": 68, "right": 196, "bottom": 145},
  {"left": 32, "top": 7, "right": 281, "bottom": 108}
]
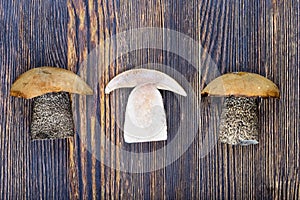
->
[
  {"left": 30, "top": 92, "right": 74, "bottom": 140},
  {"left": 219, "top": 96, "right": 259, "bottom": 145}
]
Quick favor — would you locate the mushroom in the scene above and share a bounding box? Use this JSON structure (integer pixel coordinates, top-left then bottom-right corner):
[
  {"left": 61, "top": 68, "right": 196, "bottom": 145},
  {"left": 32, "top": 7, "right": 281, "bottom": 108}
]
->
[
  {"left": 201, "top": 72, "right": 280, "bottom": 145},
  {"left": 10, "top": 67, "right": 93, "bottom": 140},
  {"left": 105, "top": 69, "right": 187, "bottom": 143}
]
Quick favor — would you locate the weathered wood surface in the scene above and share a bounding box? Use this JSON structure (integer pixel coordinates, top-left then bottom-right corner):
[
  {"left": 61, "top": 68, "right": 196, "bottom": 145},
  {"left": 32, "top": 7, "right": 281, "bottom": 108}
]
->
[{"left": 0, "top": 0, "right": 299, "bottom": 199}]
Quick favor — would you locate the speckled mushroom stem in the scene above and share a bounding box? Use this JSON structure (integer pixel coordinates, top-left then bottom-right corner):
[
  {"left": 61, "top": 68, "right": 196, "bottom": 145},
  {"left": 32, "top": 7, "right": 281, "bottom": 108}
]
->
[
  {"left": 219, "top": 96, "right": 259, "bottom": 145},
  {"left": 30, "top": 92, "right": 74, "bottom": 140}
]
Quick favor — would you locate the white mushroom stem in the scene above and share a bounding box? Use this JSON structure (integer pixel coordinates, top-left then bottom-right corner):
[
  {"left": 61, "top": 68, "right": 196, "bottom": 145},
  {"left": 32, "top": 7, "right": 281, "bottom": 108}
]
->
[
  {"left": 105, "top": 69, "right": 186, "bottom": 143},
  {"left": 124, "top": 84, "right": 167, "bottom": 143},
  {"left": 219, "top": 96, "right": 259, "bottom": 145}
]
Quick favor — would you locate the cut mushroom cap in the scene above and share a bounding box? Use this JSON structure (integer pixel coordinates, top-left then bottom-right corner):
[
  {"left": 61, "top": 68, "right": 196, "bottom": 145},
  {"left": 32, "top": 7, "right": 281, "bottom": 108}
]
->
[
  {"left": 105, "top": 69, "right": 187, "bottom": 96},
  {"left": 201, "top": 72, "right": 280, "bottom": 98},
  {"left": 10, "top": 67, "right": 93, "bottom": 99}
]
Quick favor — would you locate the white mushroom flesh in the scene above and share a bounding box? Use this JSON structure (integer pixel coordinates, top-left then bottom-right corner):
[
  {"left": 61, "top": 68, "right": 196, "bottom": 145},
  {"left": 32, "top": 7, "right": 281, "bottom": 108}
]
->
[
  {"left": 105, "top": 69, "right": 186, "bottom": 143},
  {"left": 124, "top": 84, "right": 167, "bottom": 143}
]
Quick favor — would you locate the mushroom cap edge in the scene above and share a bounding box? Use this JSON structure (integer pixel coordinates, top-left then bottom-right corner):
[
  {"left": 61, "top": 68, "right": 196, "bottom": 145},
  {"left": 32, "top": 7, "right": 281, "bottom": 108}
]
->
[
  {"left": 10, "top": 66, "right": 93, "bottom": 99},
  {"left": 201, "top": 72, "right": 280, "bottom": 98}
]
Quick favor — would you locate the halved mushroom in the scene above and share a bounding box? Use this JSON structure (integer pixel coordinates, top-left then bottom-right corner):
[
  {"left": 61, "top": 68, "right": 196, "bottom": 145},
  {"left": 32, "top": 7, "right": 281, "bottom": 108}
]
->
[
  {"left": 105, "top": 69, "right": 187, "bottom": 143},
  {"left": 201, "top": 72, "right": 280, "bottom": 145},
  {"left": 10, "top": 67, "right": 93, "bottom": 140}
]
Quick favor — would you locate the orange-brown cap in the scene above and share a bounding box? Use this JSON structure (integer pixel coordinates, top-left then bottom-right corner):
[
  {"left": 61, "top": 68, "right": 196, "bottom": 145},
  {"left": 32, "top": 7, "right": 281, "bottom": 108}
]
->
[
  {"left": 10, "top": 67, "right": 93, "bottom": 99},
  {"left": 201, "top": 72, "right": 280, "bottom": 98}
]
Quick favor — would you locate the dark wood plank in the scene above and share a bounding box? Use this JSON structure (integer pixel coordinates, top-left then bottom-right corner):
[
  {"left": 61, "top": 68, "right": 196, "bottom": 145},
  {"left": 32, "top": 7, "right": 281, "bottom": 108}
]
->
[
  {"left": 0, "top": 0, "right": 299, "bottom": 199},
  {"left": 67, "top": 0, "right": 200, "bottom": 199},
  {"left": 200, "top": 0, "right": 299, "bottom": 199},
  {"left": 0, "top": 0, "right": 71, "bottom": 199}
]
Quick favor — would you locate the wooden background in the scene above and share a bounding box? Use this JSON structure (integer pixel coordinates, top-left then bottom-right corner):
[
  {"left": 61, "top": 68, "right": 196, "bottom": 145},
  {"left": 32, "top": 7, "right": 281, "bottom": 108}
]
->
[{"left": 0, "top": 0, "right": 299, "bottom": 199}]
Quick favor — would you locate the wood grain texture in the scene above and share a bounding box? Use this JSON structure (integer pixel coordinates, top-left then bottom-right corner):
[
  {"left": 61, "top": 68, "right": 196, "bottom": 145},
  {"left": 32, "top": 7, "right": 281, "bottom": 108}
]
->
[
  {"left": 0, "top": 0, "right": 70, "bottom": 199},
  {"left": 0, "top": 0, "right": 299, "bottom": 199}
]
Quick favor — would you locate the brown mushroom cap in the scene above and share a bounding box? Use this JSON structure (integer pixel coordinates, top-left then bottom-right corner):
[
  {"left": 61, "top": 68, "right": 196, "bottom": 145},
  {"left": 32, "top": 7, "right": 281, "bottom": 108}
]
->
[
  {"left": 201, "top": 72, "right": 280, "bottom": 98},
  {"left": 10, "top": 67, "right": 93, "bottom": 99}
]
